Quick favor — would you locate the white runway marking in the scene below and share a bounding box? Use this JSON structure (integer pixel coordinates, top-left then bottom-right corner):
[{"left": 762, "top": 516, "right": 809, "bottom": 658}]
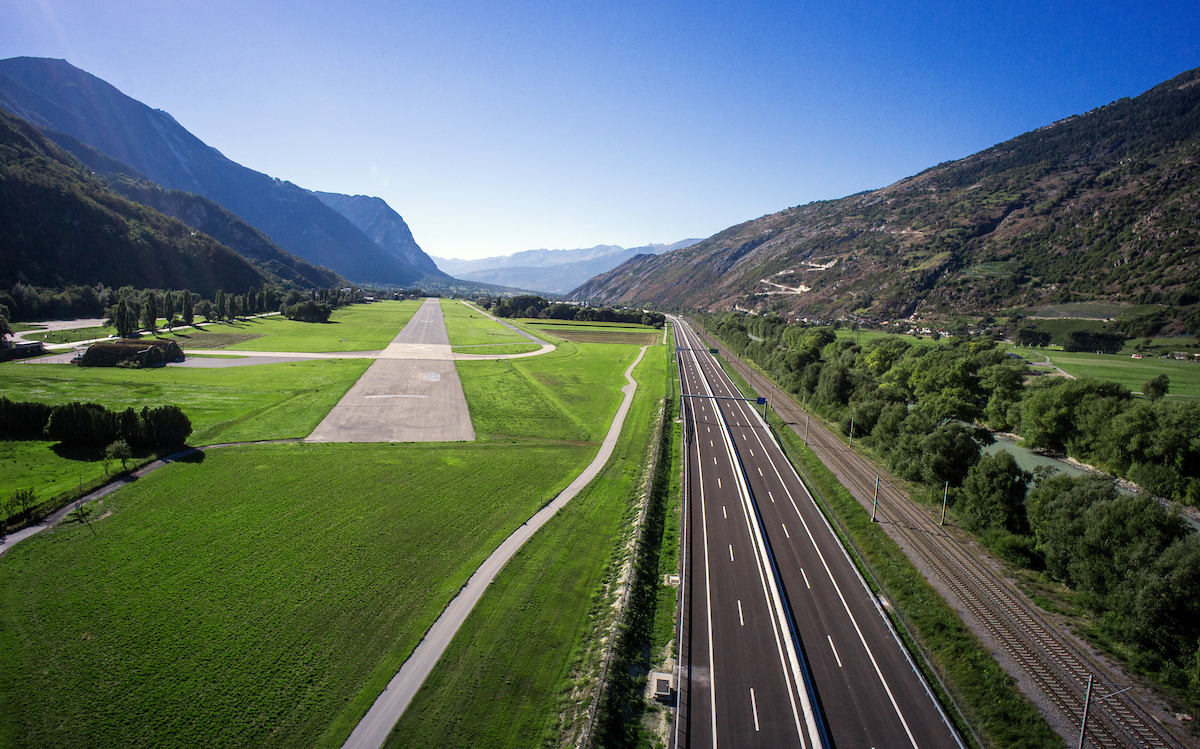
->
[{"left": 363, "top": 394, "right": 429, "bottom": 399}]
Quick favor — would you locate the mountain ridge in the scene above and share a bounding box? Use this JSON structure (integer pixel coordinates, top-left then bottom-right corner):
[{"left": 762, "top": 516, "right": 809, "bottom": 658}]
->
[
  {"left": 0, "top": 56, "right": 434, "bottom": 287},
  {"left": 569, "top": 67, "right": 1200, "bottom": 321},
  {"left": 0, "top": 106, "right": 274, "bottom": 296},
  {"left": 312, "top": 191, "right": 443, "bottom": 278}
]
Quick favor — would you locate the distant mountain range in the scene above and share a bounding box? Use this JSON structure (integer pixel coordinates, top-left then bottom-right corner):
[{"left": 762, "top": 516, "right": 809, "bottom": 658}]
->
[
  {"left": 434, "top": 240, "right": 700, "bottom": 294},
  {"left": 572, "top": 67, "right": 1200, "bottom": 320},
  {"left": 0, "top": 56, "right": 445, "bottom": 287}
]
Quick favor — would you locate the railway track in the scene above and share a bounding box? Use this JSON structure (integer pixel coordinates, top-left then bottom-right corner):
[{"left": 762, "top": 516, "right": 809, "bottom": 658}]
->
[{"left": 694, "top": 324, "right": 1184, "bottom": 749}]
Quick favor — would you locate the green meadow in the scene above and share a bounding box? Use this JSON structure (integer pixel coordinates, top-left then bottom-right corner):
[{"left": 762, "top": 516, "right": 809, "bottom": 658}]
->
[
  {"left": 0, "top": 441, "right": 591, "bottom": 749},
  {"left": 0, "top": 359, "right": 370, "bottom": 511},
  {"left": 165, "top": 300, "right": 421, "bottom": 352},
  {"left": 456, "top": 340, "right": 646, "bottom": 442},
  {"left": 521, "top": 319, "right": 653, "bottom": 329},
  {"left": 1006, "top": 345, "right": 1200, "bottom": 397},
  {"left": 451, "top": 343, "right": 543, "bottom": 355},
  {"left": 439, "top": 299, "right": 530, "bottom": 346}
]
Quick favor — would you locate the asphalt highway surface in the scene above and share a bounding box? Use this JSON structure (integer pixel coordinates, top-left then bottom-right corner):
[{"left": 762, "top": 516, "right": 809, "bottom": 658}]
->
[{"left": 672, "top": 317, "right": 962, "bottom": 749}]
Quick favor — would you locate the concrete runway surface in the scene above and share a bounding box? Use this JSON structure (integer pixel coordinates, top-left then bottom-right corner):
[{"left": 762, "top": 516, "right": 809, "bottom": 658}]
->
[{"left": 306, "top": 298, "right": 475, "bottom": 443}]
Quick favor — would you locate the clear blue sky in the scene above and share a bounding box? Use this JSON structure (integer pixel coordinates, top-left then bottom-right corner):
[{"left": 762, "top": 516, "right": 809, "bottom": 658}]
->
[{"left": 5, "top": 1, "right": 1198, "bottom": 259}]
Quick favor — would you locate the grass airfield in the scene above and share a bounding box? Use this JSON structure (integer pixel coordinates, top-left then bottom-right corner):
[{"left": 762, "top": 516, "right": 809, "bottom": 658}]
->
[{"left": 0, "top": 300, "right": 671, "bottom": 748}]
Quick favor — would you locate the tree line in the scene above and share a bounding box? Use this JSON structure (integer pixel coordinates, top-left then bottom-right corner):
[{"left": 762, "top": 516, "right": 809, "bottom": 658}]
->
[
  {"left": 699, "top": 311, "right": 1200, "bottom": 695},
  {"left": 483, "top": 295, "right": 665, "bottom": 327},
  {"left": 0, "top": 397, "right": 192, "bottom": 449},
  {"left": 1, "top": 281, "right": 377, "bottom": 333}
]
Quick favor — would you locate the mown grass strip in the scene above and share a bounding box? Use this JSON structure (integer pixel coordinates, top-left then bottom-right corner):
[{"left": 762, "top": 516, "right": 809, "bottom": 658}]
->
[
  {"left": 439, "top": 299, "right": 530, "bottom": 346},
  {"left": 0, "top": 441, "right": 592, "bottom": 749},
  {"left": 386, "top": 344, "right": 669, "bottom": 749},
  {"left": 208, "top": 300, "right": 420, "bottom": 352},
  {"left": 712, "top": 350, "right": 1061, "bottom": 749},
  {"left": 456, "top": 341, "right": 644, "bottom": 442}
]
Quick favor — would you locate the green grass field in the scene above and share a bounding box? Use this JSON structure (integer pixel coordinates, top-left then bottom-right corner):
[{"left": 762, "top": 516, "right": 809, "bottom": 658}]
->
[
  {"left": 520, "top": 319, "right": 654, "bottom": 329},
  {"left": 0, "top": 441, "right": 593, "bottom": 749},
  {"left": 388, "top": 340, "right": 670, "bottom": 748},
  {"left": 1007, "top": 345, "right": 1200, "bottom": 397},
  {"left": 163, "top": 301, "right": 420, "bottom": 352},
  {"left": 0, "top": 359, "right": 370, "bottom": 510},
  {"left": 1, "top": 317, "right": 659, "bottom": 747},
  {"left": 457, "top": 340, "right": 646, "bottom": 442},
  {"left": 439, "top": 300, "right": 530, "bottom": 346}
]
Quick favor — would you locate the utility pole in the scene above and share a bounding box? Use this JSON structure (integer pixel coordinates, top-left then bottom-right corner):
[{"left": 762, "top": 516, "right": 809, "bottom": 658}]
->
[
  {"left": 1077, "top": 674, "right": 1134, "bottom": 749},
  {"left": 940, "top": 481, "right": 949, "bottom": 526},
  {"left": 1077, "top": 675, "right": 1093, "bottom": 749},
  {"left": 871, "top": 476, "right": 880, "bottom": 522},
  {"left": 848, "top": 416, "right": 855, "bottom": 448}
]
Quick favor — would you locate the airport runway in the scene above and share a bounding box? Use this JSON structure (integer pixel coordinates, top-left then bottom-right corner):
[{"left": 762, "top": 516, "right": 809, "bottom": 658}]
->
[{"left": 306, "top": 298, "right": 475, "bottom": 443}]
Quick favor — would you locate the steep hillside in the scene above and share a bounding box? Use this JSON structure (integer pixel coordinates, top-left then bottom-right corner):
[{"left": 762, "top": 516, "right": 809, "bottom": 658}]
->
[
  {"left": 0, "top": 57, "right": 425, "bottom": 286},
  {"left": 312, "top": 191, "right": 443, "bottom": 277},
  {"left": 107, "top": 178, "right": 345, "bottom": 289},
  {"left": 570, "top": 68, "right": 1200, "bottom": 319},
  {"left": 436, "top": 240, "right": 699, "bottom": 294},
  {"left": 0, "top": 108, "right": 269, "bottom": 296}
]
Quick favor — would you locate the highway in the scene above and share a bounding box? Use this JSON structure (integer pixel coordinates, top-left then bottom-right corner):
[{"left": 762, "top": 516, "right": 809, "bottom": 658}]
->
[
  {"left": 692, "top": 322, "right": 1185, "bottom": 749},
  {"left": 672, "top": 317, "right": 962, "bottom": 749}
]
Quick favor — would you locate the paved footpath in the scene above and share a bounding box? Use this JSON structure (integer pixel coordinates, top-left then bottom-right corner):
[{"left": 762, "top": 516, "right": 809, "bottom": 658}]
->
[
  {"left": 341, "top": 343, "right": 652, "bottom": 749},
  {"left": 307, "top": 298, "right": 475, "bottom": 443}
]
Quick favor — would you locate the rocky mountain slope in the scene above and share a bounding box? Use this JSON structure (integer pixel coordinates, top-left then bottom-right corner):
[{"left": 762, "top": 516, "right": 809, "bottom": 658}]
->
[
  {"left": 570, "top": 67, "right": 1200, "bottom": 319},
  {"left": 312, "top": 191, "right": 443, "bottom": 277},
  {"left": 0, "top": 57, "right": 433, "bottom": 286}
]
